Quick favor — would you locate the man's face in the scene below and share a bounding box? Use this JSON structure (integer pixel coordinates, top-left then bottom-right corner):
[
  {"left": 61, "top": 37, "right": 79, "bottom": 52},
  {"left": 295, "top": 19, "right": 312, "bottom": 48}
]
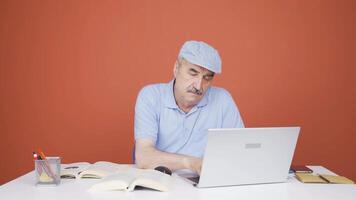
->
[{"left": 173, "top": 59, "right": 215, "bottom": 109}]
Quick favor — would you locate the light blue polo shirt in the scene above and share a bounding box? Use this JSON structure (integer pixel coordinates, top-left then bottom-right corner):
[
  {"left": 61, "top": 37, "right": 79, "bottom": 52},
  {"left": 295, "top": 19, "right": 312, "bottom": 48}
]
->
[{"left": 134, "top": 80, "right": 244, "bottom": 158}]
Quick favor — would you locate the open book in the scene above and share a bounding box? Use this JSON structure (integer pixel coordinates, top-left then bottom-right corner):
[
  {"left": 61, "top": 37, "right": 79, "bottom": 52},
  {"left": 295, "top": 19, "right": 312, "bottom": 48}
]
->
[
  {"left": 88, "top": 168, "right": 173, "bottom": 192},
  {"left": 61, "top": 161, "right": 130, "bottom": 179}
]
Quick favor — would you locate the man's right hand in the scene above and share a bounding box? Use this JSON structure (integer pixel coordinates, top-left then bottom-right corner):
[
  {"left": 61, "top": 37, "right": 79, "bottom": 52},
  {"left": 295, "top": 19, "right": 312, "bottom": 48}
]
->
[{"left": 183, "top": 156, "right": 202, "bottom": 174}]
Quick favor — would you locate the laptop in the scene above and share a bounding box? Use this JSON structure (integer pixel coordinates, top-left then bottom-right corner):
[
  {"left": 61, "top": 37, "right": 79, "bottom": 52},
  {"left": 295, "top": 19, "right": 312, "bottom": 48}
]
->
[{"left": 181, "top": 127, "right": 300, "bottom": 188}]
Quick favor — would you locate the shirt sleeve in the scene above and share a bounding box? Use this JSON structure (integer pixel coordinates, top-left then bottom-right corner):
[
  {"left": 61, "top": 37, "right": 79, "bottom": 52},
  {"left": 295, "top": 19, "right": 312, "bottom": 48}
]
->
[
  {"left": 134, "top": 86, "right": 160, "bottom": 143},
  {"left": 220, "top": 89, "right": 245, "bottom": 128}
]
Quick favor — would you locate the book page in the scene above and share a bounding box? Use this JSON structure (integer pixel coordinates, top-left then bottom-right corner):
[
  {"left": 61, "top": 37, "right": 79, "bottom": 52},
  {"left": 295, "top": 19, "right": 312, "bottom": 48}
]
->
[
  {"left": 128, "top": 169, "right": 173, "bottom": 192},
  {"left": 79, "top": 161, "right": 129, "bottom": 179},
  {"left": 88, "top": 167, "right": 173, "bottom": 192},
  {"left": 61, "top": 162, "right": 91, "bottom": 179},
  {"left": 88, "top": 170, "right": 138, "bottom": 192}
]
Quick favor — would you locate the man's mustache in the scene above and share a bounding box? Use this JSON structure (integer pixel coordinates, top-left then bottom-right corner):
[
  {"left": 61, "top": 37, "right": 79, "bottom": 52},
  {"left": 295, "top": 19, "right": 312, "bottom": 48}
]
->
[{"left": 188, "top": 87, "right": 203, "bottom": 96}]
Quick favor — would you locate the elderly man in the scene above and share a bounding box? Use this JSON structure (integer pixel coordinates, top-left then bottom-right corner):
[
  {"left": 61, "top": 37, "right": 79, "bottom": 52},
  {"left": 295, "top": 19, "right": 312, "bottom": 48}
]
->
[{"left": 134, "top": 41, "right": 244, "bottom": 174}]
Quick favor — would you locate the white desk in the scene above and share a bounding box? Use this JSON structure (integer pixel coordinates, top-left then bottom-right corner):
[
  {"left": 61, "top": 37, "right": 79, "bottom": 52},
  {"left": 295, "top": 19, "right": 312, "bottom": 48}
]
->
[{"left": 1, "top": 166, "right": 355, "bottom": 200}]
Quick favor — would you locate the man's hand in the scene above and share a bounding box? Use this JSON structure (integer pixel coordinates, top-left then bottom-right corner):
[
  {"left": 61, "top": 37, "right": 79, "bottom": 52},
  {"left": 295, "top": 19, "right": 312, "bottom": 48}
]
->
[{"left": 183, "top": 156, "right": 202, "bottom": 175}]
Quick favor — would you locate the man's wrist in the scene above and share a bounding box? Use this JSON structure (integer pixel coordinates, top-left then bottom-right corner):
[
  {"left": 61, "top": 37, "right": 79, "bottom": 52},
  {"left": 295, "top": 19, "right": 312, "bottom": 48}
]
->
[{"left": 182, "top": 156, "right": 191, "bottom": 169}]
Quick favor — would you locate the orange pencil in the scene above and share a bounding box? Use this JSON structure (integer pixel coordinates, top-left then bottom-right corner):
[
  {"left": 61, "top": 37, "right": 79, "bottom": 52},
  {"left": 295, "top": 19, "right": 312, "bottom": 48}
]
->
[{"left": 37, "top": 148, "right": 47, "bottom": 160}]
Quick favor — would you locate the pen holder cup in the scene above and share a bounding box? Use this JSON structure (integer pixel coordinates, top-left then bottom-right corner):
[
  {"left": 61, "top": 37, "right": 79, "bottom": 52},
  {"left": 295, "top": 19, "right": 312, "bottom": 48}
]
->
[{"left": 35, "top": 157, "right": 61, "bottom": 185}]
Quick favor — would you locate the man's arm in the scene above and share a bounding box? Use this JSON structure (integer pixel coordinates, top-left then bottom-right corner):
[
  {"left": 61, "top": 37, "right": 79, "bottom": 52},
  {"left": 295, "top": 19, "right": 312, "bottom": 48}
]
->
[
  {"left": 221, "top": 89, "right": 244, "bottom": 128},
  {"left": 135, "top": 138, "right": 202, "bottom": 174}
]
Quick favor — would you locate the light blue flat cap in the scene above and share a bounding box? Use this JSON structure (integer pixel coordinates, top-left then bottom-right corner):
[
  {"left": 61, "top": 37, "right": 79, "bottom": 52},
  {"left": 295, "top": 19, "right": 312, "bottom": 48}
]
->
[{"left": 178, "top": 40, "right": 222, "bottom": 74}]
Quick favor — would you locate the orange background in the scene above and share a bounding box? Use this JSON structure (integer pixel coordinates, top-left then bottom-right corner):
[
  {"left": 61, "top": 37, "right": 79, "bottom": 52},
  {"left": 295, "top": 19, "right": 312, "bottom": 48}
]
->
[{"left": 1, "top": 0, "right": 355, "bottom": 185}]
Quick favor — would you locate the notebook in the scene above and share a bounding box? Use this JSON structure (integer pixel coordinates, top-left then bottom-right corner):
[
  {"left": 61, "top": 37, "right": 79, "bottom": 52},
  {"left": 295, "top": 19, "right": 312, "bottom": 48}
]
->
[{"left": 181, "top": 127, "right": 300, "bottom": 188}]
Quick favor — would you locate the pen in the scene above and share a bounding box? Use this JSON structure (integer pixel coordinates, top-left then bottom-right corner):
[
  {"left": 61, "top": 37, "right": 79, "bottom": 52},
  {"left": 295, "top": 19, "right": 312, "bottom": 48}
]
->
[{"left": 33, "top": 152, "right": 38, "bottom": 160}]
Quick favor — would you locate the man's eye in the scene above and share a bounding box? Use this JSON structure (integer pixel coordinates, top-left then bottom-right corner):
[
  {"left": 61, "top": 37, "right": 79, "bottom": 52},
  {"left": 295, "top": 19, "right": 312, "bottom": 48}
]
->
[{"left": 204, "top": 76, "right": 213, "bottom": 81}]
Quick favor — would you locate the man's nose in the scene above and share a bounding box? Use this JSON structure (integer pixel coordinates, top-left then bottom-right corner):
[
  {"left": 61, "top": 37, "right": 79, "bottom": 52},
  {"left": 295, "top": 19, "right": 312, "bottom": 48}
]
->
[{"left": 193, "top": 77, "right": 203, "bottom": 90}]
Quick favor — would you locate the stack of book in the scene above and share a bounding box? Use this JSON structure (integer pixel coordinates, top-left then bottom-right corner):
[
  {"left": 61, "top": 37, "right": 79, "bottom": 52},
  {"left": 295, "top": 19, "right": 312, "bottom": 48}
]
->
[{"left": 292, "top": 165, "right": 354, "bottom": 184}]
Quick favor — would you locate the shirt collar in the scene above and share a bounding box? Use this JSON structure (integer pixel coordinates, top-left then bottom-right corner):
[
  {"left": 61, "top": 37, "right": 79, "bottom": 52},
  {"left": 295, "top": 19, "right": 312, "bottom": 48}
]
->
[
  {"left": 164, "top": 79, "right": 209, "bottom": 109},
  {"left": 164, "top": 80, "right": 179, "bottom": 109}
]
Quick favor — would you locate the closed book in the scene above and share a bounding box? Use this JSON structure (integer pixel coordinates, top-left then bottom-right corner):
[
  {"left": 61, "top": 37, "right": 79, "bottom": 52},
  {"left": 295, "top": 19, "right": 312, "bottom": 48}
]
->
[
  {"left": 319, "top": 174, "right": 354, "bottom": 184},
  {"left": 295, "top": 173, "right": 327, "bottom": 183}
]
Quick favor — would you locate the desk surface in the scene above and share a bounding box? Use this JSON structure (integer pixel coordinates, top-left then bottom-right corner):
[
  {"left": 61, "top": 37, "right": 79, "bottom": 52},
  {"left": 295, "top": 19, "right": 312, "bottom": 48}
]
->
[{"left": 1, "top": 166, "right": 355, "bottom": 200}]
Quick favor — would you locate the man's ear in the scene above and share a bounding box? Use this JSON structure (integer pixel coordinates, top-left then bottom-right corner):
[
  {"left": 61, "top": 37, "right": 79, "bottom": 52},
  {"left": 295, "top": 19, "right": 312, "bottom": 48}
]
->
[{"left": 173, "top": 61, "right": 178, "bottom": 78}]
